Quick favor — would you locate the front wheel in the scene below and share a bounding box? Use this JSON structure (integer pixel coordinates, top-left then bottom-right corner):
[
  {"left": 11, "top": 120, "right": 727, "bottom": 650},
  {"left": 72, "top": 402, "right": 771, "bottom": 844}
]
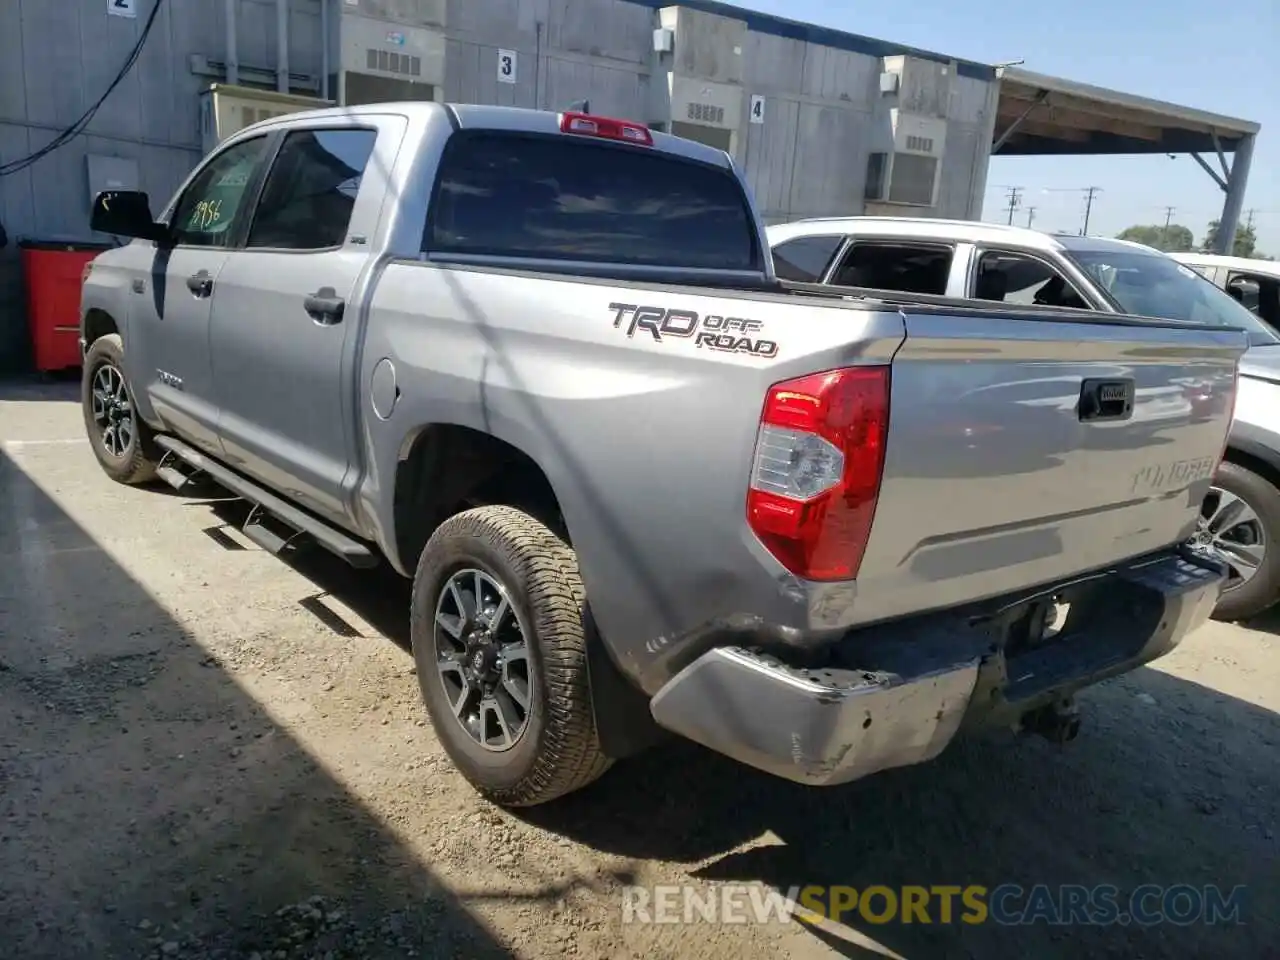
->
[
  {"left": 1196, "top": 461, "right": 1280, "bottom": 622},
  {"left": 81, "top": 334, "right": 160, "bottom": 485},
  {"left": 410, "top": 505, "right": 612, "bottom": 806}
]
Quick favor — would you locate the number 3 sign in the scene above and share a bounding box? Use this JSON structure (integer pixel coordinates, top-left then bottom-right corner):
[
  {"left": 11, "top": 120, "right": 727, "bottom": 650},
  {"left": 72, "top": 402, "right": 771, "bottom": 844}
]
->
[{"left": 497, "top": 50, "right": 517, "bottom": 84}]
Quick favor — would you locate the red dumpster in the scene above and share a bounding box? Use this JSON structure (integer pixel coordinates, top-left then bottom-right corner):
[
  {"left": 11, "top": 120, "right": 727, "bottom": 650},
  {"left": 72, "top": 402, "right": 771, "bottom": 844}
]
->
[{"left": 19, "top": 238, "right": 113, "bottom": 373}]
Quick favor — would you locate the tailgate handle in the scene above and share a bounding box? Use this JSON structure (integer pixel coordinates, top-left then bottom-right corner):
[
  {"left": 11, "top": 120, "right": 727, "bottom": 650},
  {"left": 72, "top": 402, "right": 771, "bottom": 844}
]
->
[{"left": 1078, "top": 378, "right": 1135, "bottom": 422}]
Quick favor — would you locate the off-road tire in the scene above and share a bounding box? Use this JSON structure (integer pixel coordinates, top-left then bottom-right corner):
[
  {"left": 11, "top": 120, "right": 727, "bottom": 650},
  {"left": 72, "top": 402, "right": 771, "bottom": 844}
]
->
[
  {"left": 81, "top": 334, "right": 160, "bottom": 485},
  {"left": 1208, "top": 461, "right": 1280, "bottom": 622},
  {"left": 410, "top": 505, "right": 613, "bottom": 806}
]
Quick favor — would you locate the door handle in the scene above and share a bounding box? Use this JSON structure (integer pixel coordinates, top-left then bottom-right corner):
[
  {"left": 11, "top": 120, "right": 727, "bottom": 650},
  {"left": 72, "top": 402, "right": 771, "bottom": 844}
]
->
[
  {"left": 186, "top": 270, "right": 213, "bottom": 297},
  {"left": 304, "top": 287, "right": 345, "bottom": 324}
]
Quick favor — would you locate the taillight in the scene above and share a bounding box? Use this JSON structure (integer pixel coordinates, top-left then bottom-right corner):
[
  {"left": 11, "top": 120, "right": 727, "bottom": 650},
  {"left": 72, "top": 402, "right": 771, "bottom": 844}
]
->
[
  {"left": 559, "top": 111, "right": 653, "bottom": 146},
  {"left": 746, "top": 366, "right": 890, "bottom": 581}
]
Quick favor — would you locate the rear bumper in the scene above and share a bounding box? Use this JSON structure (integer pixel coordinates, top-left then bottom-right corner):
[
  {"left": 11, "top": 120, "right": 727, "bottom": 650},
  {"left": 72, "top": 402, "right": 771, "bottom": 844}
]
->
[{"left": 648, "top": 548, "right": 1224, "bottom": 786}]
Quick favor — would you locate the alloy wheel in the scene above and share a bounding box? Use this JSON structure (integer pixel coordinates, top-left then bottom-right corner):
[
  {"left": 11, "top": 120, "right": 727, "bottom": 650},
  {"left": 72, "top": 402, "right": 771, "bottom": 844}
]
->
[
  {"left": 433, "top": 567, "right": 532, "bottom": 751},
  {"left": 90, "top": 363, "right": 135, "bottom": 459},
  {"left": 1194, "top": 486, "right": 1267, "bottom": 593}
]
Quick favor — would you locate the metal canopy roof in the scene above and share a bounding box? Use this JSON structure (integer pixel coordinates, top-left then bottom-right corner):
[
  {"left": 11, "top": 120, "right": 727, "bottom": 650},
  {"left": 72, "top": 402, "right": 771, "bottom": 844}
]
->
[{"left": 995, "top": 67, "right": 1260, "bottom": 156}]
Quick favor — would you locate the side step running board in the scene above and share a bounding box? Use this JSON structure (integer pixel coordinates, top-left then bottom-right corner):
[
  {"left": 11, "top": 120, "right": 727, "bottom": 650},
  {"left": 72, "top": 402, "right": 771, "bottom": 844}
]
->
[{"left": 154, "top": 435, "right": 378, "bottom": 569}]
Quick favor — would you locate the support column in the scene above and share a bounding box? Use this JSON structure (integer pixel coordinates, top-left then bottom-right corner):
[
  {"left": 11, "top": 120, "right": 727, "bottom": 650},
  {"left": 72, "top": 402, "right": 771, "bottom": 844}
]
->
[
  {"left": 1215, "top": 132, "right": 1255, "bottom": 255},
  {"left": 276, "top": 0, "right": 290, "bottom": 94},
  {"left": 225, "top": 0, "right": 239, "bottom": 84}
]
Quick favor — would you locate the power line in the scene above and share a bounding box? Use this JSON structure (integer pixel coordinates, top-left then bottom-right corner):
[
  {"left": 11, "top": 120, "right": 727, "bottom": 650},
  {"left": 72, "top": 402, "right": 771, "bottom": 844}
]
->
[
  {"left": 1040, "top": 186, "right": 1103, "bottom": 235},
  {"left": 0, "top": 0, "right": 167, "bottom": 177},
  {"left": 1081, "top": 186, "right": 1102, "bottom": 236},
  {"left": 1003, "top": 186, "right": 1023, "bottom": 225}
]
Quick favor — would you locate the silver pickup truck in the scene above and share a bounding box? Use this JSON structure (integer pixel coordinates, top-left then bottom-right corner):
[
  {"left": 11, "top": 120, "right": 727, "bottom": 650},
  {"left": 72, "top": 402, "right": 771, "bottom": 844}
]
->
[{"left": 81, "top": 103, "right": 1245, "bottom": 807}]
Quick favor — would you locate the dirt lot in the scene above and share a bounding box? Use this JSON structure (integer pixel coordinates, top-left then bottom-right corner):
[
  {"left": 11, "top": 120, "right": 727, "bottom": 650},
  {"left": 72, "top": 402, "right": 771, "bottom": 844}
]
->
[{"left": 1, "top": 379, "right": 1277, "bottom": 960}]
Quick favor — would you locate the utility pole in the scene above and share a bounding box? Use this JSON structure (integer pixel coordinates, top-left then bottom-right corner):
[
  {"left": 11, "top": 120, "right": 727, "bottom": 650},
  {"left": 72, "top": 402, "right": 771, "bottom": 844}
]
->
[
  {"left": 1244, "top": 208, "right": 1257, "bottom": 232},
  {"left": 1025, "top": 206, "right": 1036, "bottom": 229},
  {"left": 1004, "top": 186, "right": 1023, "bottom": 225},
  {"left": 1080, "top": 186, "right": 1102, "bottom": 236},
  {"left": 1163, "top": 206, "right": 1176, "bottom": 230}
]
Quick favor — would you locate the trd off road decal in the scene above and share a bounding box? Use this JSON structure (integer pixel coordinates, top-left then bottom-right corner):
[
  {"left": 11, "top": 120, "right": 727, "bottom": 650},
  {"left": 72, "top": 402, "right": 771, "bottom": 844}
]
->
[{"left": 607, "top": 303, "right": 779, "bottom": 359}]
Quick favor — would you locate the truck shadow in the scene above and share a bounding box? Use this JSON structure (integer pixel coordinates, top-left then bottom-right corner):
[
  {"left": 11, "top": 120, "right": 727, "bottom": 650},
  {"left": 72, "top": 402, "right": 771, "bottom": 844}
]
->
[
  {"left": 225, "top": 511, "right": 1280, "bottom": 959},
  {"left": 527, "top": 667, "right": 1278, "bottom": 960},
  {"left": 0, "top": 446, "right": 527, "bottom": 960}
]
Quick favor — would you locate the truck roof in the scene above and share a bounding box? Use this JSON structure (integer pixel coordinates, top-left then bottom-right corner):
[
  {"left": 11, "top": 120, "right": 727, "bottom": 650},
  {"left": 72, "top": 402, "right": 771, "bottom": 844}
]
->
[
  {"left": 767, "top": 216, "right": 1159, "bottom": 258},
  {"left": 238, "top": 100, "right": 736, "bottom": 171}
]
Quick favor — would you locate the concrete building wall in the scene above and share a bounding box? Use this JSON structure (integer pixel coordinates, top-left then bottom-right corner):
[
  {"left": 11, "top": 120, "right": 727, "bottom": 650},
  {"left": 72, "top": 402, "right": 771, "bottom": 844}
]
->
[
  {"left": 0, "top": 0, "right": 998, "bottom": 371},
  {"left": 0, "top": 0, "right": 327, "bottom": 372}
]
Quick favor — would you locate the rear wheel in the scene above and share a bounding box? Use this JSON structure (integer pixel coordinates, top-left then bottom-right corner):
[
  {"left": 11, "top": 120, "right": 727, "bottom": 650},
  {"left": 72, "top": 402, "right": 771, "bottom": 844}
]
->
[
  {"left": 1196, "top": 461, "right": 1280, "bottom": 621},
  {"left": 81, "top": 334, "right": 159, "bottom": 485},
  {"left": 410, "top": 505, "right": 612, "bottom": 806}
]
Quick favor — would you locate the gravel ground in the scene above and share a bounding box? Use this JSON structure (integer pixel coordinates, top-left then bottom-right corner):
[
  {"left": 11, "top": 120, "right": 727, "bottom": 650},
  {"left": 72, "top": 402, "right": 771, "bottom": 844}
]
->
[{"left": 1, "top": 378, "right": 1277, "bottom": 960}]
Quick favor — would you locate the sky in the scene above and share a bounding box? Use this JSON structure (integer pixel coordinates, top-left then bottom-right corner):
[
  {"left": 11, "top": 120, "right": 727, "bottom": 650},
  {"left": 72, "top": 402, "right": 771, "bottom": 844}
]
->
[{"left": 729, "top": 0, "right": 1279, "bottom": 254}]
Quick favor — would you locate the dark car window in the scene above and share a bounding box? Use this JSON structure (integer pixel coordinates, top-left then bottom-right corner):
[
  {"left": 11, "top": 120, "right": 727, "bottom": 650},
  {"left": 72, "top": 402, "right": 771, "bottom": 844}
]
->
[
  {"left": 1068, "top": 248, "right": 1280, "bottom": 347},
  {"left": 771, "top": 235, "right": 843, "bottom": 282},
  {"left": 424, "top": 132, "right": 758, "bottom": 271},
  {"left": 247, "top": 129, "right": 378, "bottom": 250},
  {"left": 829, "top": 242, "right": 952, "bottom": 295},
  {"left": 972, "top": 250, "right": 1090, "bottom": 308},
  {"left": 169, "top": 136, "right": 269, "bottom": 248}
]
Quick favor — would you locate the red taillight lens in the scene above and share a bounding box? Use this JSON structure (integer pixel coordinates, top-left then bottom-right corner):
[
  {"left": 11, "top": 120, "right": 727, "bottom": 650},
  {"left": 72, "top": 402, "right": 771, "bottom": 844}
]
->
[
  {"left": 559, "top": 111, "right": 653, "bottom": 146},
  {"left": 747, "top": 366, "right": 890, "bottom": 581}
]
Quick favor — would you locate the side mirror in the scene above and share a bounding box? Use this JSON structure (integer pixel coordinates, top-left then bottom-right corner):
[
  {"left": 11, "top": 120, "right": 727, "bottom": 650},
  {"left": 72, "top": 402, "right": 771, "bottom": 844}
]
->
[{"left": 90, "top": 190, "right": 167, "bottom": 243}]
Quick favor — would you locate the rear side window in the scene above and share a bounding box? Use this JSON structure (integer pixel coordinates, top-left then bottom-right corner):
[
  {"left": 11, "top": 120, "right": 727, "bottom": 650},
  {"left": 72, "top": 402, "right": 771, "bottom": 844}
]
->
[
  {"left": 772, "top": 235, "right": 842, "bottom": 282},
  {"left": 424, "top": 132, "right": 758, "bottom": 270},
  {"left": 829, "top": 242, "right": 952, "bottom": 295},
  {"left": 247, "top": 128, "right": 378, "bottom": 250}
]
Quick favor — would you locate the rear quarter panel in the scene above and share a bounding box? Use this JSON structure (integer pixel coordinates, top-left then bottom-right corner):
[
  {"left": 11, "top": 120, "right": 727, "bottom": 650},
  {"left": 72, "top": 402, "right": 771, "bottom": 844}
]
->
[{"left": 359, "top": 263, "right": 904, "bottom": 691}]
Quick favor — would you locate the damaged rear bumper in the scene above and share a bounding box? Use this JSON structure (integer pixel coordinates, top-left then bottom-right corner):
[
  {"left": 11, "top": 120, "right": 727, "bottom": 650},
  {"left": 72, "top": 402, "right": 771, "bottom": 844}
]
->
[{"left": 648, "top": 548, "right": 1224, "bottom": 786}]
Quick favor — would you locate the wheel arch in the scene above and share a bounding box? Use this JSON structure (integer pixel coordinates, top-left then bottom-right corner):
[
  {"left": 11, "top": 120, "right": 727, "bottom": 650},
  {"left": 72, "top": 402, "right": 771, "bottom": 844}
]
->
[
  {"left": 82, "top": 308, "right": 119, "bottom": 350},
  {"left": 390, "top": 422, "right": 662, "bottom": 760},
  {"left": 1222, "top": 438, "right": 1280, "bottom": 492},
  {"left": 391, "top": 422, "right": 568, "bottom": 577}
]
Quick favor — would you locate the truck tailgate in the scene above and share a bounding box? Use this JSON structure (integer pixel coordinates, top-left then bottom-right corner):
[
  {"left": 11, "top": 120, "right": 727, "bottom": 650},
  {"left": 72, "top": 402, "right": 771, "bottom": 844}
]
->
[{"left": 851, "top": 308, "right": 1246, "bottom": 624}]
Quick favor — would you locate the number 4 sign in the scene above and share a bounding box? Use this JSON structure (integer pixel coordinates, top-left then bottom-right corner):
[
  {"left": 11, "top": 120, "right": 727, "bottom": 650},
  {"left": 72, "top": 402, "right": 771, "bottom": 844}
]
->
[
  {"left": 749, "top": 95, "right": 765, "bottom": 125},
  {"left": 497, "top": 50, "right": 517, "bottom": 85},
  {"left": 108, "top": 0, "right": 137, "bottom": 17}
]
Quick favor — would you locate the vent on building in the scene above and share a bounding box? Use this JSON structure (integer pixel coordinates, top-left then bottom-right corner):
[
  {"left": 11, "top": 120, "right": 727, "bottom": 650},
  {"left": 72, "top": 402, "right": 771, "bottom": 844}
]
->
[
  {"left": 344, "top": 71, "right": 435, "bottom": 107},
  {"left": 365, "top": 48, "right": 423, "bottom": 77},
  {"left": 242, "top": 107, "right": 287, "bottom": 126},
  {"left": 685, "top": 102, "right": 725, "bottom": 125},
  {"left": 887, "top": 153, "right": 938, "bottom": 205},
  {"left": 670, "top": 121, "right": 732, "bottom": 153},
  {"left": 864, "top": 150, "right": 939, "bottom": 207},
  {"left": 904, "top": 135, "right": 934, "bottom": 153}
]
